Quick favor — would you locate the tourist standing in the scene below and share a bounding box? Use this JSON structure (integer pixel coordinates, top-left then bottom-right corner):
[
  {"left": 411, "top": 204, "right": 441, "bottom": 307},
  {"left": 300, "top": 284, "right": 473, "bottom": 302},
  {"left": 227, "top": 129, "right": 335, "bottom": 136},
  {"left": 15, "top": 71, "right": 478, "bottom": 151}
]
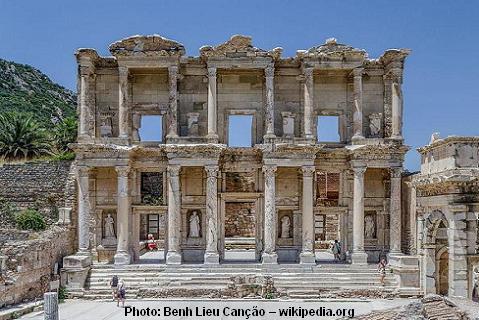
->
[
  {"left": 117, "top": 279, "right": 126, "bottom": 307},
  {"left": 377, "top": 258, "right": 387, "bottom": 286},
  {"left": 332, "top": 240, "right": 341, "bottom": 262},
  {"left": 109, "top": 275, "right": 118, "bottom": 301}
]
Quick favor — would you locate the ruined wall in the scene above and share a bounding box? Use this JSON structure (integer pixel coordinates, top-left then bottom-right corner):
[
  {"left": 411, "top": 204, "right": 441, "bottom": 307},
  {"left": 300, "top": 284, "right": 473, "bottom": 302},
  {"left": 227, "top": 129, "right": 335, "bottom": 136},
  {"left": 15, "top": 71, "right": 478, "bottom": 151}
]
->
[
  {"left": 0, "top": 226, "right": 75, "bottom": 308},
  {"left": 225, "top": 202, "right": 256, "bottom": 237},
  {"left": 0, "top": 160, "right": 74, "bottom": 224}
]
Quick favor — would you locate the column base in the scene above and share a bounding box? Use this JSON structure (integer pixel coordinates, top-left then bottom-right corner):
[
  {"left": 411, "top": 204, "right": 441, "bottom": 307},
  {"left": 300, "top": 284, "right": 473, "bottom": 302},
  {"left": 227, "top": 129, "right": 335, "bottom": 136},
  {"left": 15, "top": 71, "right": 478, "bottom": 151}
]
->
[
  {"left": 351, "top": 135, "right": 365, "bottom": 144},
  {"left": 204, "top": 252, "right": 220, "bottom": 265},
  {"left": 114, "top": 251, "right": 131, "bottom": 265},
  {"left": 166, "top": 134, "right": 180, "bottom": 144},
  {"left": 299, "top": 251, "right": 316, "bottom": 265},
  {"left": 390, "top": 135, "right": 403, "bottom": 141},
  {"left": 261, "top": 252, "right": 278, "bottom": 264},
  {"left": 263, "top": 134, "right": 276, "bottom": 144},
  {"left": 351, "top": 251, "right": 368, "bottom": 265},
  {"left": 166, "top": 251, "right": 182, "bottom": 265}
]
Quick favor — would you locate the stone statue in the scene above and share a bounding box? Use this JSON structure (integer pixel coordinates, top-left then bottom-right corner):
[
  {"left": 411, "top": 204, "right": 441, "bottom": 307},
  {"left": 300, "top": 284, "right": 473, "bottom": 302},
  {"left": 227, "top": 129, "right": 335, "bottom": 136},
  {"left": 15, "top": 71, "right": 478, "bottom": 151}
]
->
[
  {"left": 189, "top": 211, "right": 201, "bottom": 238},
  {"left": 281, "top": 112, "right": 295, "bottom": 138},
  {"left": 104, "top": 214, "right": 116, "bottom": 239},
  {"left": 280, "top": 215, "right": 291, "bottom": 239},
  {"left": 187, "top": 113, "right": 200, "bottom": 136},
  {"left": 430, "top": 132, "right": 440, "bottom": 144},
  {"left": 368, "top": 113, "right": 382, "bottom": 138},
  {"left": 364, "top": 215, "right": 376, "bottom": 239}
]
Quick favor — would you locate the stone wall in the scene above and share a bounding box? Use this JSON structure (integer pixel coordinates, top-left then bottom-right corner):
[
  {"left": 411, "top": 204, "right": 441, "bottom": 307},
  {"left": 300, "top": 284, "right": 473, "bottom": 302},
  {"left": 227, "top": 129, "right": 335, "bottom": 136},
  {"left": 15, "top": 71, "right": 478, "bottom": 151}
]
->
[
  {"left": 225, "top": 202, "right": 256, "bottom": 237},
  {"left": 0, "top": 160, "right": 74, "bottom": 224},
  {"left": 0, "top": 226, "right": 75, "bottom": 308}
]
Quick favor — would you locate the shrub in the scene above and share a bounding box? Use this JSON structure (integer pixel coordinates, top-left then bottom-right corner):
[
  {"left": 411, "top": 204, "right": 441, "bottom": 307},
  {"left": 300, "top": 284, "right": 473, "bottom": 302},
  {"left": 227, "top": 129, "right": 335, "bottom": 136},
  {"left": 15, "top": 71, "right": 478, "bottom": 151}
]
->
[
  {"left": 58, "top": 286, "right": 68, "bottom": 303},
  {"left": 15, "top": 208, "right": 46, "bottom": 231},
  {"left": 0, "top": 197, "right": 18, "bottom": 226}
]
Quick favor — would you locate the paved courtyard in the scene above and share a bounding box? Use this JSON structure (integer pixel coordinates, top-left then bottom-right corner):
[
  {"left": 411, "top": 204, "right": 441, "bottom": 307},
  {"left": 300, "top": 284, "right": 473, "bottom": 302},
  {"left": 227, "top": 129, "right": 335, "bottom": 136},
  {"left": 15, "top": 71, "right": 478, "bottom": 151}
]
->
[{"left": 20, "top": 298, "right": 415, "bottom": 320}]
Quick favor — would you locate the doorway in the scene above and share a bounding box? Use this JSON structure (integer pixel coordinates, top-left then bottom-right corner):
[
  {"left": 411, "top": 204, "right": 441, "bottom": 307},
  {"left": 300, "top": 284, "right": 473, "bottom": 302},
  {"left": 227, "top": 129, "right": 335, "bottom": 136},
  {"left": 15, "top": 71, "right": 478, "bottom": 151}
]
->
[{"left": 437, "top": 247, "right": 449, "bottom": 295}]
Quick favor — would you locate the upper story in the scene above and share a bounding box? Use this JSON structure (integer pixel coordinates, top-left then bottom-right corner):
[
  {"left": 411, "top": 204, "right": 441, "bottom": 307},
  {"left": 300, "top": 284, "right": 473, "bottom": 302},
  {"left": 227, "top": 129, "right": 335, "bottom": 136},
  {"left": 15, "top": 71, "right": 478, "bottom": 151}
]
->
[{"left": 76, "top": 34, "right": 410, "bottom": 148}]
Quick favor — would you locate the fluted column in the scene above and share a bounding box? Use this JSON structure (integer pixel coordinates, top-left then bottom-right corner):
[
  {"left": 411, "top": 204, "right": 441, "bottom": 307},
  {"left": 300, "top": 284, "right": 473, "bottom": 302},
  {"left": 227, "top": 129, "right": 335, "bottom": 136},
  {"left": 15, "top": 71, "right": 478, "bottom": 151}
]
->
[
  {"left": 77, "top": 167, "right": 90, "bottom": 254},
  {"left": 204, "top": 165, "right": 219, "bottom": 264},
  {"left": 352, "top": 166, "right": 368, "bottom": 264},
  {"left": 352, "top": 68, "right": 364, "bottom": 141},
  {"left": 118, "top": 67, "right": 129, "bottom": 139},
  {"left": 206, "top": 67, "right": 218, "bottom": 142},
  {"left": 114, "top": 166, "right": 131, "bottom": 265},
  {"left": 166, "top": 165, "right": 182, "bottom": 264},
  {"left": 262, "top": 165, "right": 278, "bottom": 264},
  {"left": 78, "top": 67, "right": 92, "bottom": 140},
  {"left": 167, "top": 65, "right": 179, "bottom": 140},
  {"left": 389, "top": 167, "right": 402, "bottom": 254},
  {"left": 303, "top": 67, "right": 314, "bottom": 141},
  {"left": 264, "top": 64, "right": 275, "bottom": 141},
  {"left": 300, "top": 166, "right": 316, "bottom": 264}
]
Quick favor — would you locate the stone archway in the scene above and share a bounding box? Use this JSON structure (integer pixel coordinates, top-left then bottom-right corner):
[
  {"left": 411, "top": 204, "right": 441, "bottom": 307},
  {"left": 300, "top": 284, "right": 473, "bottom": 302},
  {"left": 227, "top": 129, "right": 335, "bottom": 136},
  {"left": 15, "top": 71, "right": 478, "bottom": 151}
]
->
[{"left": 436, "top": 246, "right": 449, "bottom": 296}]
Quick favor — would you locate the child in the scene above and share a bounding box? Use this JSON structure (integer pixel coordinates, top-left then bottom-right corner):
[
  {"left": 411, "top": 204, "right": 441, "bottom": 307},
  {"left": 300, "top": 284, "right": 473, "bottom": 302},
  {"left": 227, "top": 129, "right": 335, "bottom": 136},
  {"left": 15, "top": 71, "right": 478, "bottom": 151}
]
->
[
  {"left": 117, "top": 279, "right": 126, "bottom": 307},
  {"left": 377, "top": 258, "right": 387, "bottom": 286}
]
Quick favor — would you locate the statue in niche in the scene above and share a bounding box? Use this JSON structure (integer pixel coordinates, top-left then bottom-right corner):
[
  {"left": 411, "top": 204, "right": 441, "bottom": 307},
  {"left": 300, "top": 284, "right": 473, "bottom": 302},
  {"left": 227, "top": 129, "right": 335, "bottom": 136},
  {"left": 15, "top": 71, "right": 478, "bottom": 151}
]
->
[
  {"left": 189, "top": 211, "right": 201, "bottom": 238},
  {"left": 187, "top": 113, "right": 200, "bottom": 136},
  {"left": 368, "top": 113, "right": 382, "bottom": 138},
  {"left": 364, "top": 214, "right": 376, "bottom": 239},
  {"left": 280, "top": 215, "right": 291, "bottom": 239},
  {"left": 281, "top": 112, "right": 295, "bottom": 138},
  {"left": 100, "top": 117, "right": 113, "bottom": 137},
  {"left": 102, "top": 213, "right": 117, "bottom": 247}
]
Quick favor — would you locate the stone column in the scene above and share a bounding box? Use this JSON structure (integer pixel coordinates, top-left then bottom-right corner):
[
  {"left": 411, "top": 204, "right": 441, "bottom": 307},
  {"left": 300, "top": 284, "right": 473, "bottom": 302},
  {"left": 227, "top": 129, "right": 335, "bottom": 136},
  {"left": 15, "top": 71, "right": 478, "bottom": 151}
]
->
[
  {"left": 206, "top": 67, "right": 218, "bottom": 142},
  {"left": 166, "top": 165, "right": 182, "bottom": 264},
  {"left": 264, "top": 64, "right": 276, "bottom": 141},
  {"left": 300, "top": 166, "right": 316, "bottom": 264},
  {"left": 409, "top": 183, "right": 417, "bottom": 255},
  {"left": 78, "top": 67, "right": 92, "bottom": 140},
  {"left": 352, "top": 68, "right": 364, "bottom": 141},
  {"left": 385, "top": 69, "right": 403, "bottom": 140},
  {"left": 118, "top": 66, "right": 129, "bottom": 139},
  {"left": 77, "top": 167, "right": 91, "bottom": 254},
  {"left": 389, "top": 167, "right": 402, "bottom": 255},
  {"left": 262, "top": 165, "right": 278, "bottom": 264},
  {"left": 303, "top": 67, "right": 314, "bottom": 141},
  {"left": 43, "top": 292, "right": 59, "bottom": 320},
  {"left": 167, "top": 65, "right": 179, "bottom": 140},
  {"left": 114, "top": 166, "right": 131, "bottom": 265},
  {"left": 448, "top": 214, "right": 469, "bottom": 298},
  {"left": 204, "top": 165, "right": 220, "bottom": 264},
  {"left": 352, "top": 166, "right": 368, "bottom": 264}
]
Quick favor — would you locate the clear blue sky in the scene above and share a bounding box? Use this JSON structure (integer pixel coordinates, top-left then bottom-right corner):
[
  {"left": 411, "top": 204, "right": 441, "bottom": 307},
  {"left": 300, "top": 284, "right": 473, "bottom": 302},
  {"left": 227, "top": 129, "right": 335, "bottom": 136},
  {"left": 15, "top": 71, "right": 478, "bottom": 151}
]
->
[{"left": 1, "top": 0, "right": 478, "bottom": 171}]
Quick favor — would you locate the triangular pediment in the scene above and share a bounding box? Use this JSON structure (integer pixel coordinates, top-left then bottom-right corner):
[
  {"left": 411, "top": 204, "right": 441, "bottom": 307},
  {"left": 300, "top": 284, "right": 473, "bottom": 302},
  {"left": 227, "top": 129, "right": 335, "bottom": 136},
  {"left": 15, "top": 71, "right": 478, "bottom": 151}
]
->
[{"left": 109, "top": 34, "right": 185, "bottom": 57}]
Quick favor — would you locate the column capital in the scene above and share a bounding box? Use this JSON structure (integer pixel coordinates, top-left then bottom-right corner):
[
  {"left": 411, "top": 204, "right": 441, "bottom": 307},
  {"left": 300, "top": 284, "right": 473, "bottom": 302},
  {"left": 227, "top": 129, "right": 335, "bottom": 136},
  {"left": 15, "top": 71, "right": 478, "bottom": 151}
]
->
[
  {"left": 79, "top": 65, "right": 94, "bottom": 76},
  {"left": 168, "top": 65, "right": 179, "bottom": 75},
  {"left": 77, "top": 166, "right": 90, "bottom": 178},
  {"left": 167, "top": 165, "right": 181, "bottom": 177},
  {"left": 115, "top": 166, "right": 130, "bottom": 177},
  {"left": 262, "top": 165, "right": 277, "bottom": 176},
  {"left": 118, "top": 66, "right": 129, "bottom": 77},
  {"left": 352, "top": 67, "right": 364, "bottom": 78},
  {"left": 303, "top": 67, "right": 314, "bottom": 79},
  {"left": 265, "top": 64, "right": 275, "bottom": 78},
  {"left": 390, "top": 167, "right": 403, "bottom": 178},
  {"left": 205, "top": 165, "right": 219, "bottom": 177},
  {"left": 207, "top": 67, "right": 217, "bottom": 78},
  {"left": 352, "top": 166, "right": 367, "bottom": 176},
  {"left": 301, "top": 165, "right": 316, "bottom": 177}
]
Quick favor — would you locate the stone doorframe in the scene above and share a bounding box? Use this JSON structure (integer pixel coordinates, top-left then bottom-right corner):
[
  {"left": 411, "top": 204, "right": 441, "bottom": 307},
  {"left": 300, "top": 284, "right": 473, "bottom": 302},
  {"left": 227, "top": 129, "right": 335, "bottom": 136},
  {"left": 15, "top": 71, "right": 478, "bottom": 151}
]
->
[{"left": 218, "top": 192, "right": 263, "bottom": 262}]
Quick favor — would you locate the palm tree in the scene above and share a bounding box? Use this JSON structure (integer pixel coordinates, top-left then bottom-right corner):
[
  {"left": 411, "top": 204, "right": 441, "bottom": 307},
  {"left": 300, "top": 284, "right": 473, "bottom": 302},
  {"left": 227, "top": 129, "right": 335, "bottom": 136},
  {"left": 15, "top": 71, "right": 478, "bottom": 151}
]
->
[
  {"left": 0, "top": 112, "right": 52, "bottom": 160},
  {"left": 53, "top": 116, "right": 77, "bottom": 152}
]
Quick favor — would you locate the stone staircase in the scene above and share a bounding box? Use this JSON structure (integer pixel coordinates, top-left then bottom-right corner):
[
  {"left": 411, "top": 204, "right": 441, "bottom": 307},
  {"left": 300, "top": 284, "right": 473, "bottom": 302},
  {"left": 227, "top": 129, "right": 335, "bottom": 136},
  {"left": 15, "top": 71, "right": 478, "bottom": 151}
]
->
[{"left": 69, "top": 263, "right": 401, "bottom": 300}]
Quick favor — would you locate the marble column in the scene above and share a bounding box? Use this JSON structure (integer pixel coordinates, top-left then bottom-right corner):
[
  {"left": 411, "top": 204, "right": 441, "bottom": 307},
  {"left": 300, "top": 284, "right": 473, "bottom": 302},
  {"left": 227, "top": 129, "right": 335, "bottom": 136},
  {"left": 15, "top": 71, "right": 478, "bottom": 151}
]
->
[
  {"left": 77, "top": 167, "right": 90, "bottom": 254},
  {"left": 352, "top": 166, "right": 368, "bottom": 264},
  {"left": 78, "top": 67, "right": 92, "bottom": 140},
  {"left": 303, "top": 67, "right": 314, "bottom": 141},
  {"left": 389, "top": 167, "right": 402, "bottom": 255},
  {"left": 167, "top": 65, "right": 179, "bottom": 140},
  {"left": 264, "top": 64, "right": 276, "bottom": 141},
  {"left": 114, "top": 166, "right": 131, "bottom": 265},
  {"left": 262, "top": 165, "right": 278, "bottom": 264},
  {"left": 391, "top": 74, "right": 403, "bottom": 140},
  {"left": 300, "top": 166, "right": 316, "bottom": 264},
  {"left": 166, "top": 165, "right": 182, "bottom": 264},
  {"left": 206, "top": 67, "right": 218, "bottom": 142},
  {"left": 204, "top": 165, "right": 220, "bottom": 264},
  {"left": 352, "top": 68, "right": 364, "bottom": 141},
  {"left": 118, "top": 67, "right": 129, "bottom": 139}
]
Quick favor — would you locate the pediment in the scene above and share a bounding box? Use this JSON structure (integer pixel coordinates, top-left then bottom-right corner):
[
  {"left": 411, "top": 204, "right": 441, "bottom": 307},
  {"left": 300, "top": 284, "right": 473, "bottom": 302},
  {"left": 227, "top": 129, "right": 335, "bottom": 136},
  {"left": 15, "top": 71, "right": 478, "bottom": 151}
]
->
[
  {"left": 297, "top": 38, "right": 367, "bottom": 61},
  {"left": 200, "top": 35, "right": 282, "bottom": 60},
  {"left": 109, "top": 35, "right": 185, "bottom": 57}
]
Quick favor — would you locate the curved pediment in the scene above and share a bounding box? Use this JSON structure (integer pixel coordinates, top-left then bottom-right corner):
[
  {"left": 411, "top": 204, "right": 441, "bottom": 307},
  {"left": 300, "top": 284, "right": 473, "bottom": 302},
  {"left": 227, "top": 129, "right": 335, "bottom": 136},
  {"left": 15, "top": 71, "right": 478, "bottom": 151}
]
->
[
  {"left": 297, "top": 38, "right": 367, "bottom": 61},
  {"left": 109, "top": 34, "right": 185, "bottom": 57},
  {"left": 200, "top": 35, "right": 282, "bottom": 60}
]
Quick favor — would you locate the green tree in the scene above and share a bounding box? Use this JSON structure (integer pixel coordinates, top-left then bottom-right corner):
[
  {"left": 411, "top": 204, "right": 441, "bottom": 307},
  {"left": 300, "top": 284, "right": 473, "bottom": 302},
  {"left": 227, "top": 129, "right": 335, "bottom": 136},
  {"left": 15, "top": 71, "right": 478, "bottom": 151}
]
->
[
  {"left": 53, "top": 116, "right": 77, "bottom": 152},
  {"left": 0, "top": 112, "right": 52, "bottom": 160},
  {"left": 15, "top": 208, "right": 46, "bottom": 231}
]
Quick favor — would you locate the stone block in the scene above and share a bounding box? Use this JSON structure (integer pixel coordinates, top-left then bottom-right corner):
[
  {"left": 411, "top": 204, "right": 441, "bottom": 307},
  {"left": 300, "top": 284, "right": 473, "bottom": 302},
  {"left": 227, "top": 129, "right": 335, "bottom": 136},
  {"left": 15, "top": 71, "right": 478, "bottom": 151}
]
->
[
  {"left": 166, "top": 251, "right": 182, "bottom": 265},
  {"left": 261, "top": 252, "right": 278, "bottom": 264},
  {"left": 63, "top": 255, "right": 91, "bottom": 269},
  {"left": 351, "top": 252, "right": 368, "bottom": 265}
]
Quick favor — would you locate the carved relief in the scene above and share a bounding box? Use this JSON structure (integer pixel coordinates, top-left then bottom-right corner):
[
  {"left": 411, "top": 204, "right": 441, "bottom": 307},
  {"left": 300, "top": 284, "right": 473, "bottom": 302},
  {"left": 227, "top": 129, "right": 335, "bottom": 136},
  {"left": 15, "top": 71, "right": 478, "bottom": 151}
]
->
[
  {"left": 364, "top": 213, "right": 376, "bottom": 239},
  {"left": 109, "top": 35, "right": 185, "bottom": 57}
]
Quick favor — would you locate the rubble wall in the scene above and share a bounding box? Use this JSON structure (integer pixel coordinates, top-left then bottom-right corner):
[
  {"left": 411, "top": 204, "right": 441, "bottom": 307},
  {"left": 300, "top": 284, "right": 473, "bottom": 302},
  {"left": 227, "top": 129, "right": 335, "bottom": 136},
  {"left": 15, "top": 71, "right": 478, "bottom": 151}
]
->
[{"left": 0, "top": 226, "right": 75, "bottom": 308}]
